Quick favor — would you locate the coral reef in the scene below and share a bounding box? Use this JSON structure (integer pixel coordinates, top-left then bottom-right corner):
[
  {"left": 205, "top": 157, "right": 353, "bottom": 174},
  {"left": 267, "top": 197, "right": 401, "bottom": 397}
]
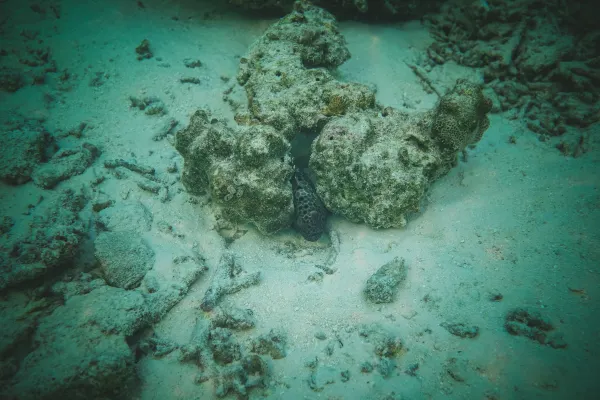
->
[
  {"left": 310, "top": 79, "right": 490, "bottom": 228},
  {"left": 177, "top": 1, "right": 491, "bottom": 235},
  {"left": 176, "top": 110, "right": 295, "bottom": 234}
]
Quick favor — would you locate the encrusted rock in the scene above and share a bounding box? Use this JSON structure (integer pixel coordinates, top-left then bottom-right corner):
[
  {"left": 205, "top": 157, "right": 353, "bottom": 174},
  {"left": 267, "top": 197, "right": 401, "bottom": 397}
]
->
[
  {"left": 95, "top": 231, "right": 155, "bottom": 289},
  {"left": 364, "top": 257, "right": 408, "bottom": 303}
]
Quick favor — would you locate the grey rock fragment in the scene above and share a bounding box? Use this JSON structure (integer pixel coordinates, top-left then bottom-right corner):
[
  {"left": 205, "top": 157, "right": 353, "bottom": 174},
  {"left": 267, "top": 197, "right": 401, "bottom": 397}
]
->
[
  {"left": 32, "top": 143, "right": 100, "bottom": 189},
  {"left": 6, "top": 286, "right": 148, "bottom": 400},
  {"left": 142, "top": 256, "right": 208, "bottom": 322},
  {"left": 364, "top": 257, "right": 407, "bottom": 303},
  {"left": 137, "top": 178, "right": 162, "bottom": 194},
  {"left": 314, "top": 331, "right": 327, "bottom": 340},
  {"left": 95, "top": 231, "right": 155, "bottom": 289},
  {"left": 184, "top": 58, "right": 202, "bottom": 68},
  {"left": 104, "top": 158, "right": 155, "bottom": 176},
  {"left": 97, "top": 201, "right": 153, "bottom": 232}
]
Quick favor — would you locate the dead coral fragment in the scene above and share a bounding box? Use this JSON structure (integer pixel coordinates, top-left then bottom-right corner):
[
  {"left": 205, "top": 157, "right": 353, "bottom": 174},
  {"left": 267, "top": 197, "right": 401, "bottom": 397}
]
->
[
  {"left": 135, "top": 39, "right": 153, "bottom": 60},
  {"left": 129, "top": 95, "right": 166, "bottom": 115},
  {"left": 200, "top": 252, "right": 261, "bottom": 311}
]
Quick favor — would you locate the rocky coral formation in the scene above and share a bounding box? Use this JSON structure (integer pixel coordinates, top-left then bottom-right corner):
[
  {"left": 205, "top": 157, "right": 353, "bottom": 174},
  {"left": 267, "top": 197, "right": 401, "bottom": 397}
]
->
[
  {"left": 176, "top": 110, "right": 295, "bottom": 234},
  {"left": 32, "top": 142, "right": 100, "bottom": 189},
  {"left": 0, "top": 121, "right": 55, "bottom": 185},
  {"left": 505, "top": 307, "right": 567, "bottom": 349},
  {"left": 177, "top": 1, "right": 491, "bottom": 235},
  {"left": 0, "top": 189, "right": 87, "bottom": 292},
  {"left": 5, "top": 285, "right": 148, "bottom": 400},
  {"left": 422, "top": 0, "right": 599, "bottom": 152},
  {"left": 364, "top": 257, "right": 408, "bottom": 303},
  {"left": 311, "top": 79, "right": 490, "bottom": 228}
]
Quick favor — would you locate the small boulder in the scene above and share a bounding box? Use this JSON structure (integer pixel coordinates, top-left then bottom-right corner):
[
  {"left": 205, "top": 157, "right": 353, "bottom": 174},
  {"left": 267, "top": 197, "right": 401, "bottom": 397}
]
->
[
  {"left": 95, "top": 231, "right": 155, "bottom": 289},
  {"left": 364, "top": 257, "right": 408, "bottom": 304}
]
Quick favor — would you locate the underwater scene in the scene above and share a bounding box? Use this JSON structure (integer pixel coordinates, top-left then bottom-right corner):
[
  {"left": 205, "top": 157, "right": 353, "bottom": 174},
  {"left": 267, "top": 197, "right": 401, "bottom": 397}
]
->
[{"left": 0, "top": 0, "right": 598, "bottom": 399}]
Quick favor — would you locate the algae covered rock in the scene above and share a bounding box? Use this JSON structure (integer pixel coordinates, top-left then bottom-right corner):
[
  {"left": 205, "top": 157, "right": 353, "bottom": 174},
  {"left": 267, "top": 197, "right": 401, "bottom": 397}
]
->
[
  {"left": 176, "top": 110, "right": 294, "bottom": 234},
  {"left": 6, "top": 285, "right": 149, "bottom": 400},
  {"left": 32, "top": 142, "right": 100, "bottom": 189},
  {"left": 364, "top": 257, "right": 407, "bottom": 303},
  {"left": 310, "top": 110, "right": 439, "bottom": 228},
  {"left": 235, "top": 1, "right": 373, "bottom": 137},
  {"left": 0, "top": 189, "right": 86, "bottom": 291},
  {"left": 505, "top": 307, "right": 567, "bottom": 349},
  {"left": 311, "top": 80, "right": 491, "bottom": 229},
  {"left": 177, "top": 1, "right": 491, "bottom": 234},
  {"left": 0, "top": 122, "right": 54, "bottom": 185}
]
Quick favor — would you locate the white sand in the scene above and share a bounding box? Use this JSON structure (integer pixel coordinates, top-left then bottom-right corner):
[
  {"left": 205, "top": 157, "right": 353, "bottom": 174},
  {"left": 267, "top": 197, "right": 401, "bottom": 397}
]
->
[{"left": 1, "top": 0, "right": 599, "bottom": 399}]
